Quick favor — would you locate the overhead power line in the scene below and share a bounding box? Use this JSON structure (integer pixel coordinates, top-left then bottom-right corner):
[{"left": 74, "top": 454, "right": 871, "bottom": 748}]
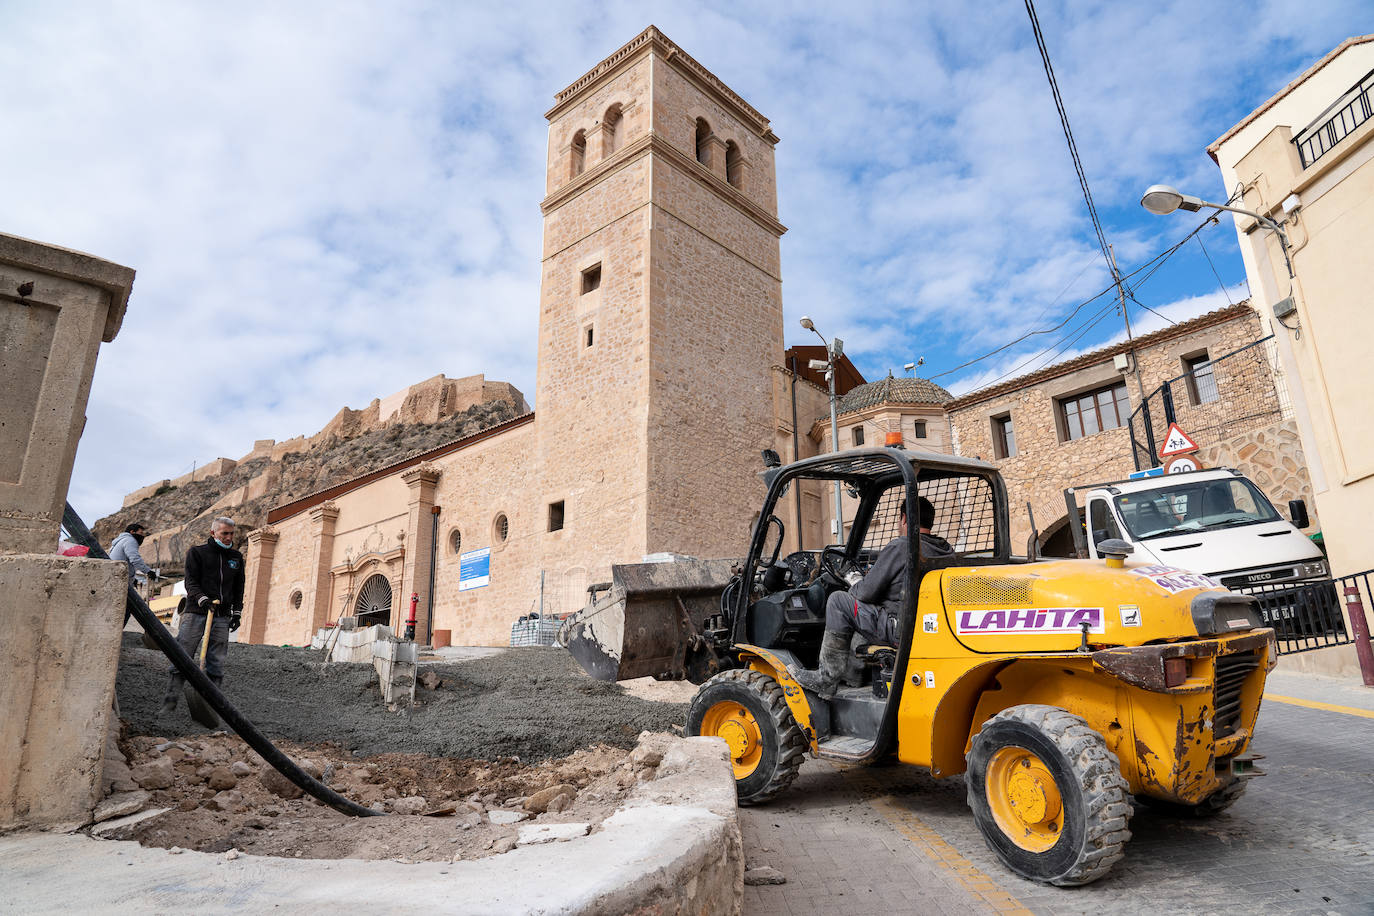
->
[
  {"left": 1023, "top": 0, "right": 1113, "bottom": 274},
  {"left": 930, "top": 216, "right": 1217, "bottom": 381}
]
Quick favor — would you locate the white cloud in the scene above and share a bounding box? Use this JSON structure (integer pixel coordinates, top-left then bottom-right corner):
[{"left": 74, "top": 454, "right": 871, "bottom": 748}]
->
[{"left": 2, "top": 0, "right": 1361, "bottom": 520}]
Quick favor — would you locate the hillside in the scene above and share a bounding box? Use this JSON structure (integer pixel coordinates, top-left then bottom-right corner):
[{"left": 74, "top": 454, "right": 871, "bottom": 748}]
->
[{"left": 94, "top": 397, "right": 522, "bottom": 572}]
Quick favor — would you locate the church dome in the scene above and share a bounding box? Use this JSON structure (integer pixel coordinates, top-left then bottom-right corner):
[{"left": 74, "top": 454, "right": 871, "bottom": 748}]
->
[{"left": 835, "top": 372, "right": 953, "bottom": 417}]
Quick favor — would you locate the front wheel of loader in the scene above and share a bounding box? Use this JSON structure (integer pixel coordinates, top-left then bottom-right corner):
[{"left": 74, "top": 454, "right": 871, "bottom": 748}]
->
[
  {"left": 687, "top": 668, "right": 806, "bottom": 806},
  {"left": 966, "top": 705, "right": 1133, "bottom": 886}
]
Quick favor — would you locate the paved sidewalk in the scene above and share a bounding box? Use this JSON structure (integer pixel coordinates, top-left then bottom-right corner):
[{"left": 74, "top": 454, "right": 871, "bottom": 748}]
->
[{"left": 740, "top": 695, "right": 1374, "bottom": 916}]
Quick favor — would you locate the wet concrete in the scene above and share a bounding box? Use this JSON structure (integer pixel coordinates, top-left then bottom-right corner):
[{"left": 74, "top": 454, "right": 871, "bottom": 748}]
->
[{"left": 116, "top": 634, "right": 687, "bottom": 761}]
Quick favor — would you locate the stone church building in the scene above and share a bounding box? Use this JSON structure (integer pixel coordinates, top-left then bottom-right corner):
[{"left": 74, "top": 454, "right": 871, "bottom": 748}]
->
[
  {"left": 241, "top": 27, "right": 1315, "bottom": 649},
  {"left": 242, "top": 27, "right": 796, "bottom": 646}
]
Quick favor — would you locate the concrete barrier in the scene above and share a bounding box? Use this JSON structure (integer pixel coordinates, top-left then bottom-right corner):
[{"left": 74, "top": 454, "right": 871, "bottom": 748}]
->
[
  {"left": 0, "top": 555, "right": 126, "bottom": 831},
  {"left": 0, "top": 735, "right": 743, "bottom": 914}
]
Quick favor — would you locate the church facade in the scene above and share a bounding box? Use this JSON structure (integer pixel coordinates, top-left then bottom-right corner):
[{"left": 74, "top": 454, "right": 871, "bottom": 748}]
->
[{"left": 241, "top": 27, "right": 791, "bottom": 646}]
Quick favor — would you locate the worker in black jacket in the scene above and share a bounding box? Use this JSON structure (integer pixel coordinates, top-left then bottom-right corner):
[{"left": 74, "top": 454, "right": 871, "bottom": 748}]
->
[
  {"left": 159, "top": 517, "right": 246, "bottom": 716},
  {"left": 792, "top": 497, "right": 953, "bottom": 699}
]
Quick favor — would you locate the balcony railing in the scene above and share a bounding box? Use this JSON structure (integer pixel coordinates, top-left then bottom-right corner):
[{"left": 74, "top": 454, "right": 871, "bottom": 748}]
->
[{"left": 1294, "top": 68, "right": 1374, "bottom": 168}]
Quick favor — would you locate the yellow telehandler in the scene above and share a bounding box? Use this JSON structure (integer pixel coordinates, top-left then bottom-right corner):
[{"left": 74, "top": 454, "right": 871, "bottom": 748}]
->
[{"left": 562, "top": 448, "right": 1274, "bottom": 885}]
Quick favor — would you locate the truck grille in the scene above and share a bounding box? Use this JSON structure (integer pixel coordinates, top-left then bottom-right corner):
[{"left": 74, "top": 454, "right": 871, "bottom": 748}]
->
[{"left": 1213, "top": 653, "right": 1260, "bottom": 739}]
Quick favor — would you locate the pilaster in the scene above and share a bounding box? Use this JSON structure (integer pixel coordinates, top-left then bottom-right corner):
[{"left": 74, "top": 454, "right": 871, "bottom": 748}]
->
[
  {"left": 401, "top": 464, "right": 441, "bottom": 643},
  {"left": 242, "top": 526, "right": 278, "bottom": 644},
  {"left": 307, "top": 502, "right": 340, "bottom": 640}
]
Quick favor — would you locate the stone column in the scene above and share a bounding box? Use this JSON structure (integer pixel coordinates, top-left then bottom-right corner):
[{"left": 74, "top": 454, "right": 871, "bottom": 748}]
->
[
  {"left": 401, "top": 463, "right": 441, "bottom": 643},
  {"left": 306, "top": 502, "right": 340, "bottom": 641},
  {"left": 0, "top": 233, "right": 134, "bottom": 831},
  {"left": 242, "top": 526, "right": 278, "bottom": 644},
  {"left": 701, "top": 134, "right": 728, "bottom": 180}
]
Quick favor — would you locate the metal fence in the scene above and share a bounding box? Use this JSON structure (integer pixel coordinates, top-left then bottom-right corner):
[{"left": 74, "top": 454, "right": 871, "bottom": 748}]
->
[
  {"left": 1295, "top": 66, "right": 1374, "bottom": 169},
  {"left": 508, "top": 569, "right": 589, "bottom": 647},
  {"left": 1241, "top": 569, "right": 1374, "bottom": 658},
  {"left": 1129, "top": 335, "right": 1292, "bottom": 471}
]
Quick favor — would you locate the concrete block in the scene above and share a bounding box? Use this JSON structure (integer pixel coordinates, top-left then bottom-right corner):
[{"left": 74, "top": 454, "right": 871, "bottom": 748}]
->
[
  {"left": 0, "top": 234, "right": 135, "bottom": 553},
  {"left": 0, "top": 555, "right": 126, "bottom": 830}
]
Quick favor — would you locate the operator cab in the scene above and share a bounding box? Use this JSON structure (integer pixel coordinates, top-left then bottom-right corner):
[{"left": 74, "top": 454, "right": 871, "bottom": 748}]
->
[{"left": 733, "top": 448, "right": 1010, "bottom": 760}]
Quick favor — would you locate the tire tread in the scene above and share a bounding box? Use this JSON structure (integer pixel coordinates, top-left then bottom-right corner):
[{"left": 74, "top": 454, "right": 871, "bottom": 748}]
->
[
  {"left": 692, "top": 668, "right": 807, "bottom": 806},
  {"left": 966, "top": 703, "right": 1132, "bottom": 886}
]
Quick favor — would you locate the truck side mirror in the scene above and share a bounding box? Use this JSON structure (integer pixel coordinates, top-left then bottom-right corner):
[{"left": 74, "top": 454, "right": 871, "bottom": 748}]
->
[{"left": 1288, "top": 499, "right": 1309, "bottom": 529}]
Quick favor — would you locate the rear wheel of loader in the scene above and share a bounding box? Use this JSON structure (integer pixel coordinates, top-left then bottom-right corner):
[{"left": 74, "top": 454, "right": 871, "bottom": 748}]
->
[
  {"left": 1138, "top": 778, "right": 1247, "bottom": 817},
  {"left": 966, "top": 704, "right": 1132, "bottom": 886},
  {"left": 687, "top": 668, "right": 806, "bottom": 806}
]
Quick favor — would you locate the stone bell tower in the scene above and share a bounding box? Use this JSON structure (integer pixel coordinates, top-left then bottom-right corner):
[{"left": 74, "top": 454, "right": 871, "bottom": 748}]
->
[{"left": 533, "top": 26, "right": 786, "bottom": 581}]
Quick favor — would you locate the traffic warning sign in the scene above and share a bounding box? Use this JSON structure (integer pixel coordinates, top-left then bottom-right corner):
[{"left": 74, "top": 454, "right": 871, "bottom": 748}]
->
[{"left": 1159, "top": 423, "right": 1199, "bottom": 458}]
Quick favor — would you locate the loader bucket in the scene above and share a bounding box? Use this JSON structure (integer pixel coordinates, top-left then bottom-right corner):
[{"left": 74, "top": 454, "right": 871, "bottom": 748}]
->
[{"left": 561, "top": 558, "right": 740, "bottom": 683}]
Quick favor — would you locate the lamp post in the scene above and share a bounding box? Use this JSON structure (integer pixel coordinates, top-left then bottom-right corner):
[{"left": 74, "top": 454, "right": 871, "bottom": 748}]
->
[
  {"left": 800, "top": 316, "right": 846, "bottom": 543},
  {"left": 1139, "top": 184, "right": 1294, "bottom": 278}
]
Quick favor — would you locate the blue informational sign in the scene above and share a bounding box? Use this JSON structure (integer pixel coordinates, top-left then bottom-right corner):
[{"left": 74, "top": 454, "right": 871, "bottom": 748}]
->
[
  {"left": 459, "top": 547, "right": 491, "bottom": 591},
  {"left": 1129, "top": 467, "right": 1165, "bottom": 480}
]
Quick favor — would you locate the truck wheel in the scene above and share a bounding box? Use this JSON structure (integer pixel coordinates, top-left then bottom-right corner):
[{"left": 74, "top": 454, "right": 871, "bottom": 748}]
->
[
  {"left": 1138, "top": 778, "right": 1247, "bottom": 818},
  {"left": 966, "top": 705, "right": 1133, "bottom": 886},
  {"left": 687, "top": 668, "right": 806, "bottom": 806}
]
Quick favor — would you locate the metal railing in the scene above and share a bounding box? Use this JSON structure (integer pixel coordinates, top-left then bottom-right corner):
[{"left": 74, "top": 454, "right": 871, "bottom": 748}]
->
[
  {"left": 1241, "top": 570, "right": 1374, "bottom": 660},
  {"left": 1128, "top": 335, "right": 1291, "bottom": 471},
  {"left": 1295, "top": 67, "right": 1374, "bottom": 169}
]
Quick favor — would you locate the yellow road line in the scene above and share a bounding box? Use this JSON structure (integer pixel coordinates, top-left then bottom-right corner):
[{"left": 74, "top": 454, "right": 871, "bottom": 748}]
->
[
  {"left": 868, "top": 795, "right": 1033, "bottom": 915},
  {"left": 1264, "top": 693, "right": 1374, "bottom": 719}
]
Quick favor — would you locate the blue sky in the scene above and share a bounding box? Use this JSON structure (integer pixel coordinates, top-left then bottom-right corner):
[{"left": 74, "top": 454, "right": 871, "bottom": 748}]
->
[{"left": 5, "top": 0, "right": 1366, "bottom": 521}]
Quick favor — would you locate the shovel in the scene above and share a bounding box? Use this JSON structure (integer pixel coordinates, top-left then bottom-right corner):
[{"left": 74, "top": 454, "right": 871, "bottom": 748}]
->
[{"left": 184, "top": 603, "right": 221, "bottom": 728}]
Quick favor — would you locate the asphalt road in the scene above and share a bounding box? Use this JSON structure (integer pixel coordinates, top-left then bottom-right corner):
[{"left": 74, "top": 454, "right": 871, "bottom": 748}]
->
[{"left": 740, "top": 676, "right": 1374, "bottom": 916}]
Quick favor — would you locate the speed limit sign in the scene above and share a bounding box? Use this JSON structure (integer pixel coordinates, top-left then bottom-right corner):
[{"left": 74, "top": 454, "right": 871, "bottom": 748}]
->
[{"left": 1166, "top": 455, "right": 1201, "bottom": 474}]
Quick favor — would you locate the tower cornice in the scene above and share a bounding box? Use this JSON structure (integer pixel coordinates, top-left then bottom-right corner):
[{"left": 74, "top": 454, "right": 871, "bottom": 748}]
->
[
  {"left": 540, "top": 131, "right": 786, "bottom": 238},
  {"left": 545, "top": 25, "right": 779, "bottom": 145}
]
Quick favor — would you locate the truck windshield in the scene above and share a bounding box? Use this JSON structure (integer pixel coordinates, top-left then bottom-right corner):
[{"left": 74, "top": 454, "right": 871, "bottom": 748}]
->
[{"left": 1113, "top": 477, "right": 1281, "bottom": 540}]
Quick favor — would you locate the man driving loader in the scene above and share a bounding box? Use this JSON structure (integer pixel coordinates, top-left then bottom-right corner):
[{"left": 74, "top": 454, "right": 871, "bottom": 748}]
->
[{"left": 792, "top": 496, "right": 952, "bottom": 698}]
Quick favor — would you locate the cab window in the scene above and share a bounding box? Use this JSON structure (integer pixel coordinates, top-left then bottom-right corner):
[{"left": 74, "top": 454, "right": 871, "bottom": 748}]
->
[{"left": 1089, "top": 499, "right": 1121, "bottom": 548}]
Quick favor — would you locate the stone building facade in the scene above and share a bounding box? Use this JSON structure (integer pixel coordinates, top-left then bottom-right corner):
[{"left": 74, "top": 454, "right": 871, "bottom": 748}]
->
[
  {"left": 243, "top": 27, "right": 789, "bottom": 646},
  {"left": 946, "top": 303, "right": 1318, "bottom": 555}
]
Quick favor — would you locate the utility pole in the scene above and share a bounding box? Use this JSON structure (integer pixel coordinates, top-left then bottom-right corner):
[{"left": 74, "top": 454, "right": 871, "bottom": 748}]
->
[
  {"left": 823, "top": 354, "right": 843, "bottom": 542},
  {"left": 1110, "top": 245, "right": 1149, "bottom": 410}
]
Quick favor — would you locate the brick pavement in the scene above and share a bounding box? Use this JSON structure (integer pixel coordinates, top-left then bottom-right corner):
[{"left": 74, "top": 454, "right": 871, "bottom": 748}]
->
[{"left": 740, "top": 696, "right": 1374, "bottom": 915}]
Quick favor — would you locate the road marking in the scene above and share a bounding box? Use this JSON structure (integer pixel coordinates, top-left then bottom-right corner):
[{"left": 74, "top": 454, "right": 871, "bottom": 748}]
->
[
  {"left": 867, "top": 795, "right": 1033, "bottom": 914},
  {"left": 1264, "top": 693, "right": 1374, "bottom": 719}
]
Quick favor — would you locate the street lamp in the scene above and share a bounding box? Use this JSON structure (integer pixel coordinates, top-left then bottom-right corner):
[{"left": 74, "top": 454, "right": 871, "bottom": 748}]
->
[
  {"left": 1139, "top": 184, "right": 1293, "bottom": 278},
  {"left": 801, "top": 316, "right": 846, "bottom": 543}
]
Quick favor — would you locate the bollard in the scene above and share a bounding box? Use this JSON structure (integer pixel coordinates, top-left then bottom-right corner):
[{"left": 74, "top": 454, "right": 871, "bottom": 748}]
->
[
  {"left": 405, "top": 592, "right": 418, "bottom": 641},
  {"left": 1341, "top": 585, "right": 1374, "bottom": 687}
]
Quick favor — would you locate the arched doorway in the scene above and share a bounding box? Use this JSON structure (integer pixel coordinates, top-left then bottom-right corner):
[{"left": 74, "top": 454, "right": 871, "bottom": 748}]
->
[
  {"left": 1037, "top": 510, "right": 1085, "bottom": 558},
  {"left": 354, "top": 573, "right": 393, "bottom": 627}
]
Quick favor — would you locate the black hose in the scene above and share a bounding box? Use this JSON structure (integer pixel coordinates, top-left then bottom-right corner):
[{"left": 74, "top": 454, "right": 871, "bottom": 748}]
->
[{"left": 64, "top": 504, "right": 381, "bottom": 818}]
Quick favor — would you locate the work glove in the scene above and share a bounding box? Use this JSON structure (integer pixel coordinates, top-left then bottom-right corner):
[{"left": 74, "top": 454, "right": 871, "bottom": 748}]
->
[
  {"left": 198, "top": 596, "right": 211, "bottom": 610},
  {"left": 229, "top": 613, "right": 242, "bottom": 632}
]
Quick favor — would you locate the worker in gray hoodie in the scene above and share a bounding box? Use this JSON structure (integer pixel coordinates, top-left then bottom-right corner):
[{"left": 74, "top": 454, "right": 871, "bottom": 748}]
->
[
  {"left": 110, "top": 524, "right": 158, "bottom": 624},
  {"left": 110, "top": 523, "right": 158, "bottom": 585}
]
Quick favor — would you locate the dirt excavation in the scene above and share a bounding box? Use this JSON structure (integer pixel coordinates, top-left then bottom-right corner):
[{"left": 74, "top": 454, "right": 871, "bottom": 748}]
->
[{"left": 104, "top": 635, "right": 694, "bottom": 863}]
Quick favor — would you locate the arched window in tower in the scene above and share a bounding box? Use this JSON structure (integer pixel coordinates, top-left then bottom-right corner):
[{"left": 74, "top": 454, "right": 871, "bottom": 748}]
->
[
  {"left": 725, "top": 140, "right": 743, "bottom": 189},
  {"left": 694, "top": 118, "right": 712, "bottom": 166},
  {"left": 602, "top": 104, "right": 622, "bottom": 157},
  {"left": 570, "top": 129, "right": 586, "bottom": 178}
]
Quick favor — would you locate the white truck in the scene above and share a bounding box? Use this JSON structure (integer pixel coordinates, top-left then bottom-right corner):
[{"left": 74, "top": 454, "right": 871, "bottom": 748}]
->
[{"left": 1063, "top": 468, "right": 1340, "bottom": 637}]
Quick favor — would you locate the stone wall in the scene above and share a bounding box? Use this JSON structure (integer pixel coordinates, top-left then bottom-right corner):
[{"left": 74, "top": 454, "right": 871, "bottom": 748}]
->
[
  {"left": 1196, "top": 419, "right": 1317, "bottom": 530},
  {"left": 947, "top": 305, "right": 1306, "bottom": 552}
]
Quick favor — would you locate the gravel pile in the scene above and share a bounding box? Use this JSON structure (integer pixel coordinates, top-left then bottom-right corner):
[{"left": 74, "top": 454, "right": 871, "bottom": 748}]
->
[{"left": 116, "top": 634, "right": 688, "bottom": 761}]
